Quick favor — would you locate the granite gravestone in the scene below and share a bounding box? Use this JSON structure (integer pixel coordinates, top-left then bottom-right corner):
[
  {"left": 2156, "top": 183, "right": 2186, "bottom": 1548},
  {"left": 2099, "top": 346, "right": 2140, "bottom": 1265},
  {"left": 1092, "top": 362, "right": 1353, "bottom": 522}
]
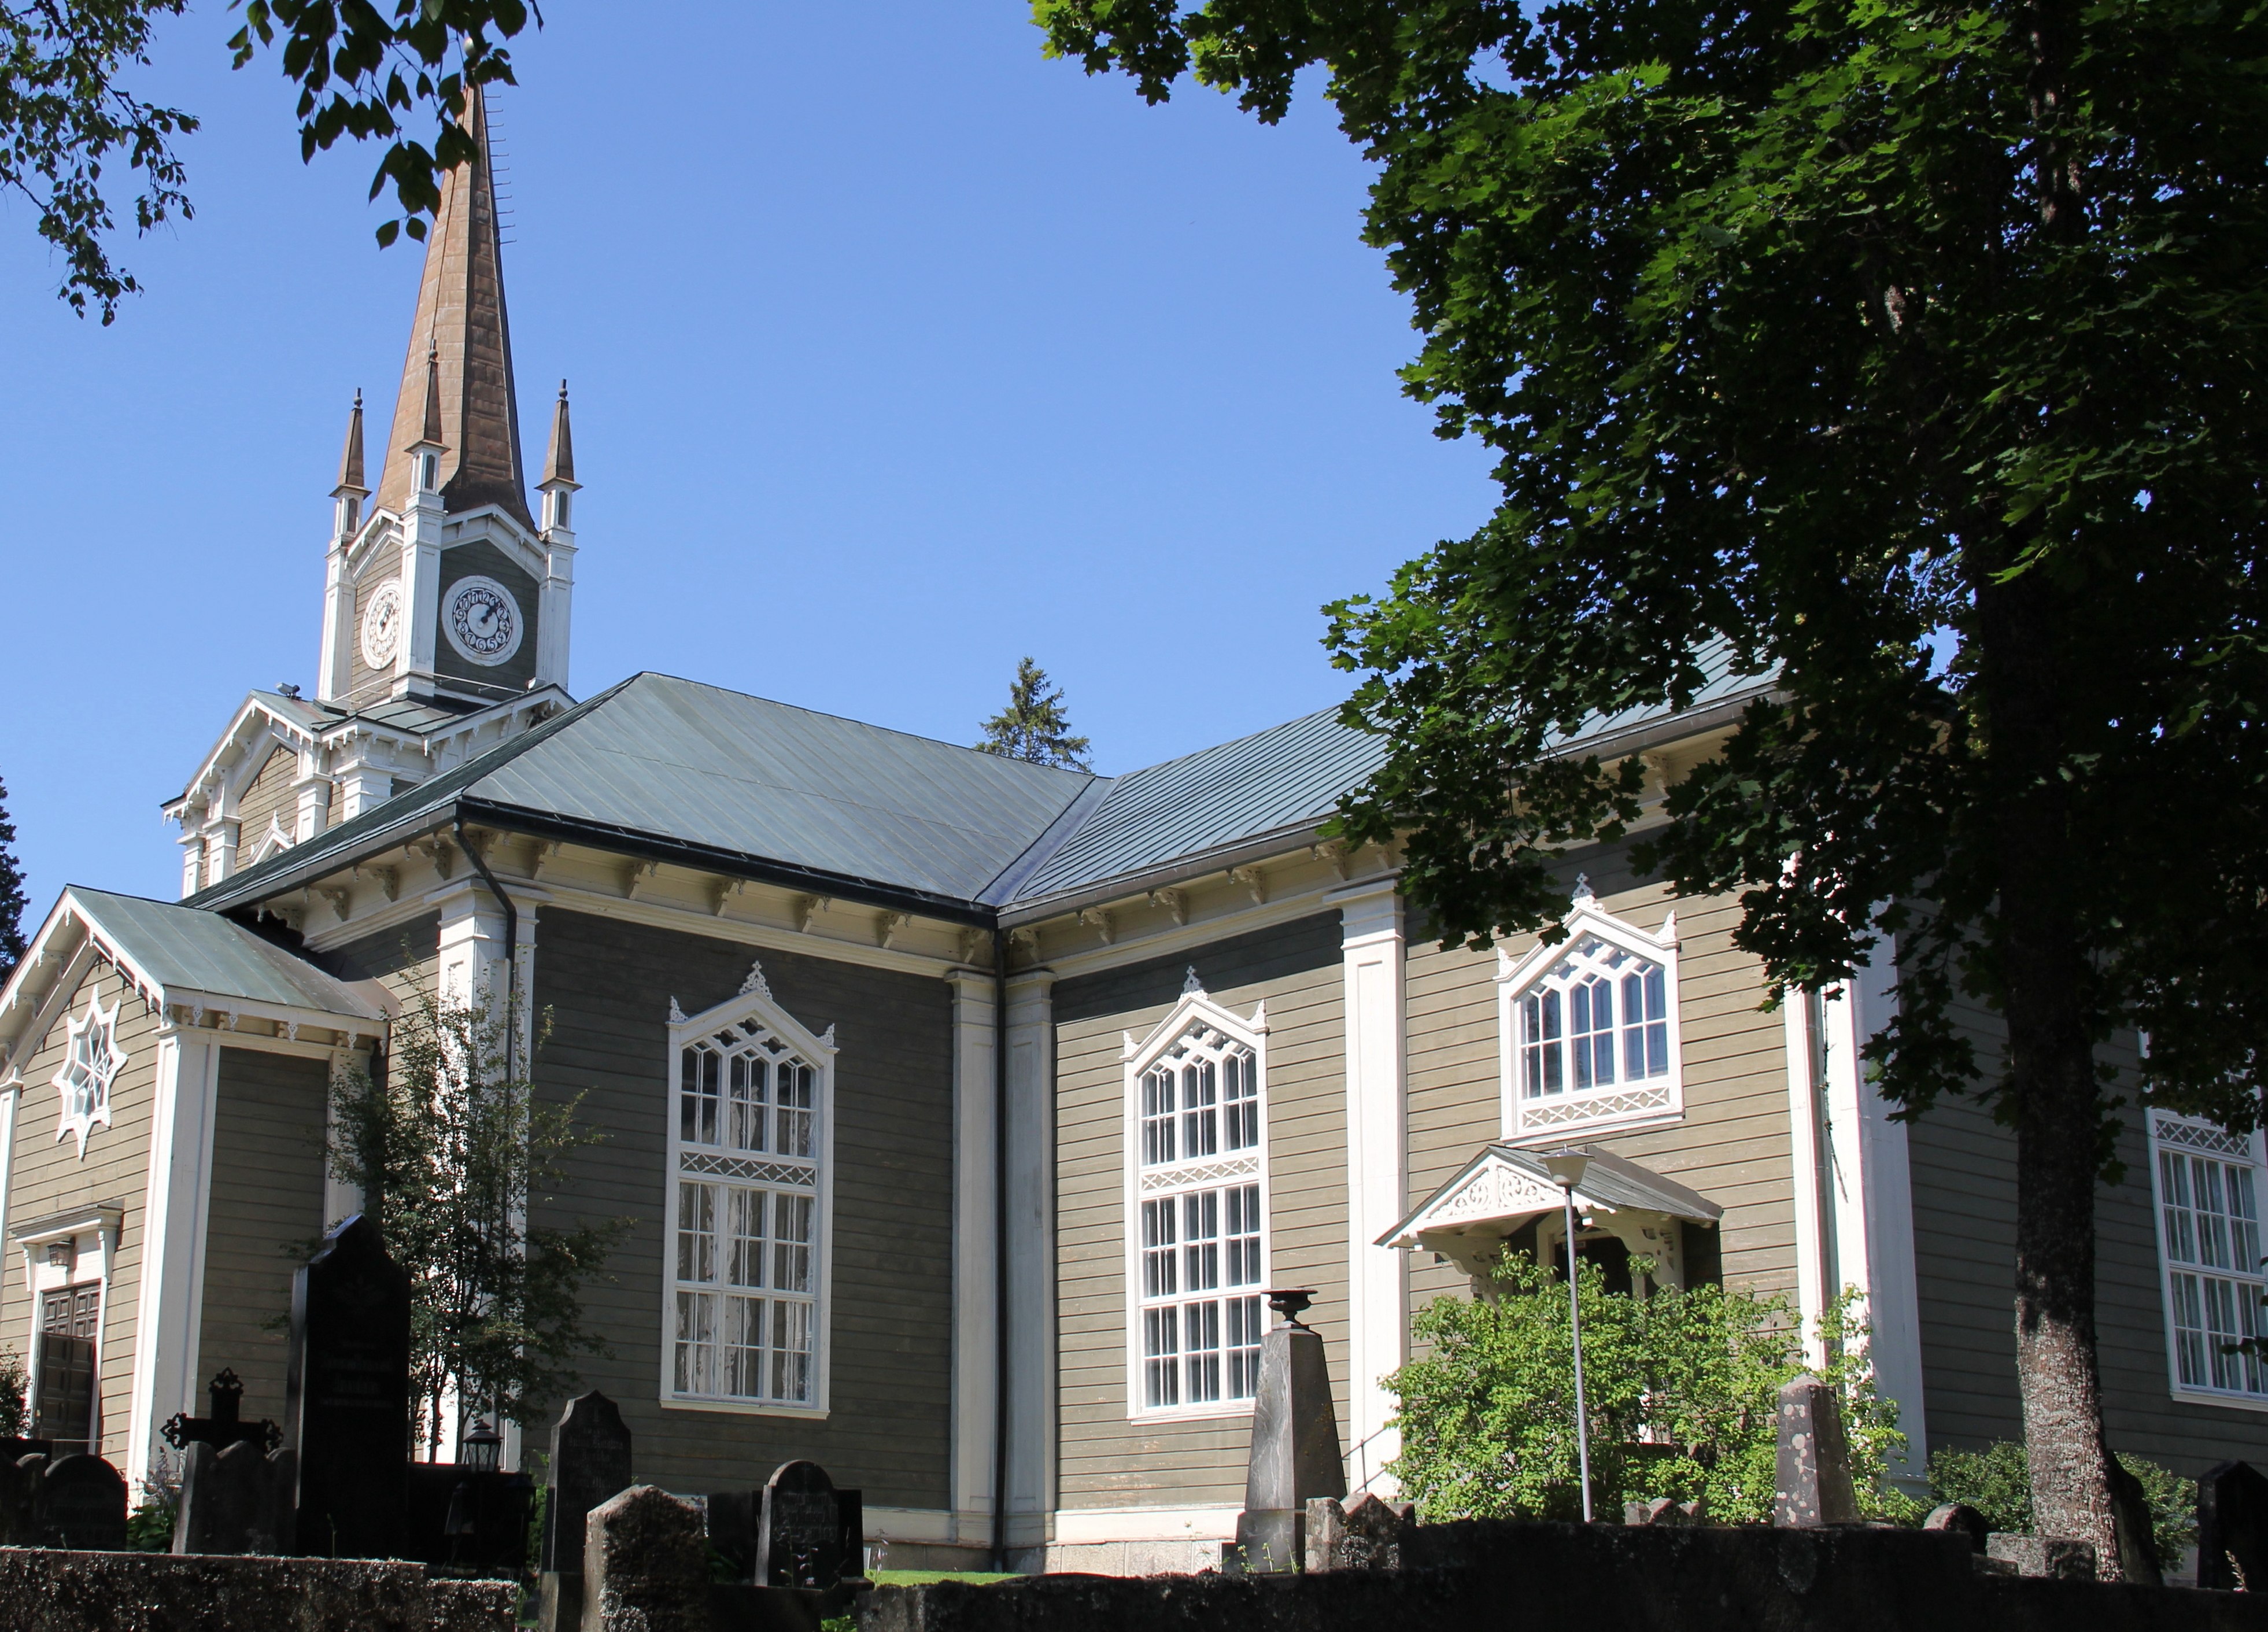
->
[
  {"left": 173, "top": 1439, "right": 296, "bottom": 1556},
  {"left": 285, "top": 1214, "right": 412, "bottom": 1559},
  {"left": 756, "top": 1460, "right": 862, "bottom": 1589},
  {"left": 1771, "top": 1374, "right": 1857, "bottom": 1527},
  {"left": 1231, "top": 1290, "right": 1346, "bottom": 1575},
  {"left": 0, "top": 1454, "right": 42, "bottom": 1545},
  {"left": 2199, "top": 1459, "right": 2268, "bottom": 1592},
  {"left": 537, "top": 1392, "right": 634, "bottom": 1632},
  {"left": 583, "top": 1485, "right": 707, "bottom": 1632},
  {"left": 38, "top": 1453, "right": 128, "bottom": 1550}
]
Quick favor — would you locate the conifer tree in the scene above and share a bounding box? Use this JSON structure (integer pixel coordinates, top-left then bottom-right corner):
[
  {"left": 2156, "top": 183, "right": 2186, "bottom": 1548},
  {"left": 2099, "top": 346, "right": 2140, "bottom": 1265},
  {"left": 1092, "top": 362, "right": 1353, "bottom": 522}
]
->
[
  {"left": 977, "top": 658, "right": 1093, "bottom": 771},
  {"left": 0, "top": 777, "right": 27, "bottom": 989}
]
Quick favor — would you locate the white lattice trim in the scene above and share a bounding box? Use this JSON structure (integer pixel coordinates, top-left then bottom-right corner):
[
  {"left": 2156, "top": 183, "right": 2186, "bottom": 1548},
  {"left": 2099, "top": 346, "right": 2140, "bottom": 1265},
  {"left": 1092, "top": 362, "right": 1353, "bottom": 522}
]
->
[
  {"left": 2154, "top": 1116, "right": 2253, "bottom": 1159},
  {"left": 678, "top": 1150, "right": 817, "bottom": 1188},
  {"left": 1139, "top": 1154, "right": 1262, "bottom": 1194},
  {"left": 1516, "top": 1080, "right": 1675, "bottom": 1132}
]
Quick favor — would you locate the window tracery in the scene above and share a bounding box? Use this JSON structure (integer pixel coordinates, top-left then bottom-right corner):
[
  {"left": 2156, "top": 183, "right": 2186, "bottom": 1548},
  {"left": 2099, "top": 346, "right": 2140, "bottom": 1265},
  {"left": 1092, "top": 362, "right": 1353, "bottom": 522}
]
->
[{"left": 1498, "top": 893, "right": 1682, "bottom": 1140}]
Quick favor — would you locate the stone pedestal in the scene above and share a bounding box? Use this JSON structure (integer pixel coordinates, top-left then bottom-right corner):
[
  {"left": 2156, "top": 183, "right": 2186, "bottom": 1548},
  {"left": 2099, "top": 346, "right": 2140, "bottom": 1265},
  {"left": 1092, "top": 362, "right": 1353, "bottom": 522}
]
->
[
  {"left": 1230, "top": 1290, "right": 1345, "bottom": 1575},
  {"left": 1771, "top": 1374, "right": 1856, "bottom": 1527}
]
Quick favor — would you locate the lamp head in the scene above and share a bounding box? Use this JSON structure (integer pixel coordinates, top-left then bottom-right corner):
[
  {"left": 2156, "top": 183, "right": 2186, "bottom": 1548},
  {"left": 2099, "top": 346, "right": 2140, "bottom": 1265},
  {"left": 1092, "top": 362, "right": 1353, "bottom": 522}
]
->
[
  {"left": 461, "top": 1420, "right": 503, "bottom": 1474},
  {"left": 1540, "top": 1149, "right": 1591, "bottom": 1192}
]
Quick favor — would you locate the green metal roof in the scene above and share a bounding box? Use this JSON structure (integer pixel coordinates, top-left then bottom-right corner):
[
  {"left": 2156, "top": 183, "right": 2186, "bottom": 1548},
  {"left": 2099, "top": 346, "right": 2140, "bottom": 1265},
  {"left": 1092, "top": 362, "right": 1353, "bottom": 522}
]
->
[{"left": 65, "top": 887, "right": 385, "bottom": 1020}]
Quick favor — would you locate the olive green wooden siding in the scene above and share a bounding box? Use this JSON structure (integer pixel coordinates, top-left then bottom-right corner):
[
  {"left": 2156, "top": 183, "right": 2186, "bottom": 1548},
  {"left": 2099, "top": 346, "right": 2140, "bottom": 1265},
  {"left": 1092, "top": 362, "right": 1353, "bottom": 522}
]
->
[
  {"left": 1904, "top": 1007, "right": 2268, "bottom": 1476},
  {"left": 316, "top": 914, "right": 442, "bottom": 1013},
  {"left": 194, "top": 1047, "right": 329, "bottom": 1427},
  {"left": 1403, "top": 872, "right": 1797, "bottom": 1324},
  {"left": 1051, "top": 914, "right": 1347, "bottom": 1512},
  {"left": 234, "top": 749, "right": 298, "bottom": 858},
  {"left": 0, "top": 960, "right": 161, "bottom": 1465},
  {"left": 529, "top": 909, "right": 954, "bottom": 1507}
]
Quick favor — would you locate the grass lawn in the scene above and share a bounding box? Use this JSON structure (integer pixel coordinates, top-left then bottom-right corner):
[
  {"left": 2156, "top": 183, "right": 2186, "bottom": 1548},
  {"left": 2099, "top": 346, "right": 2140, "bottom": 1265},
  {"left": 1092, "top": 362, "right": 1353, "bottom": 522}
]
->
[{"left": 869, "top": 1570, "right": 1022, "bottom": 1585}]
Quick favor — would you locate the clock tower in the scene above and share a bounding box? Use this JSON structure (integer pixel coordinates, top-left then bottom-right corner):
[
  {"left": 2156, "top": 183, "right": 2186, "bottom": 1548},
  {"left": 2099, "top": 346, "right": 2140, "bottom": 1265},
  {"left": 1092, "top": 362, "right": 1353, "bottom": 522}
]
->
[
  {"left": 165, "top": 84, "right": 581, "bottom": 896},
  {"left": 315, "top": 80, "right": 576, "bottom": 715}
]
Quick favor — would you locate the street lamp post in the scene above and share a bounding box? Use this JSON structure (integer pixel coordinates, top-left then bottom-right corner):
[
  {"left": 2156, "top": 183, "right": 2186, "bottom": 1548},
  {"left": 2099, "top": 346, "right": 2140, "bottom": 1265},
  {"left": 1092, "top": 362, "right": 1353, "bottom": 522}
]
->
[{"left": 1541, "top": 1149, "right": 1594, "bottom": 1522}]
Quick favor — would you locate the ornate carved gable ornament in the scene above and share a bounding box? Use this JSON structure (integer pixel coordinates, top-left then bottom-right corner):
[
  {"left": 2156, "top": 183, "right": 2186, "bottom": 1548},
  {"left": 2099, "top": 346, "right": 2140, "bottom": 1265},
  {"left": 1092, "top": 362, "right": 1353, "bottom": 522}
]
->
[
  {"left": 1494, "top": 882, "right": 1678, "bottom": 996},
  {"left": 666, "top": 968, "right": 837, "bottom": 1062},
  {"left": 54, "top": 989, "right": 125, "bottom": 1157},
  {"left": 1121, "top": 975, "right": 1267, "bottom": 1070}
]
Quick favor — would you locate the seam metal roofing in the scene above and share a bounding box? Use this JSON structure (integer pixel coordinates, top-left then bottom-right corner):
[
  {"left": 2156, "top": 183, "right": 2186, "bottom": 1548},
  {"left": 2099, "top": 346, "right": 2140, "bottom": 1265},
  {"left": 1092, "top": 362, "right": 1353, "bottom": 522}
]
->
[
  {"left": 193, "top": 655, "right": 1774, "bottom": 920},
  {"left": 63, "top": 887, "right": 385, "bottom": 1019}
]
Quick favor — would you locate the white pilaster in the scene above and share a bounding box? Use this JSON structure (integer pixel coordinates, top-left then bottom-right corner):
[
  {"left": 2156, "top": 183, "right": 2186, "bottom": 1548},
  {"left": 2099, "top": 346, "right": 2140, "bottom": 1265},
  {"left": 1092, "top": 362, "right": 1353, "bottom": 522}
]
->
[
  {"left": 1332, "top": 878, "right": 1408, "bottom": 1496},
  {"left": 945, "top": 967, "right": 1000, "bottom": 1535},
  {"left": 125, "top": 1027, "right": 222, "bottom": 1499},
  {"left": 318, "top": 542, "right": 355, "bottom": 701},
  {"left": 293, "top": 763, "right": 333, "bottom": 844},
  {"left": 178, "top": 832, "right": 204, "bottom": 900},
  {"left": 1784, "top": 939, "right": 1927, "bottom": 1485},
  {"left": 400, "top": 500, "right": 444, "bottom": 693},
  {"left": 1002, "top": 966, "right": 1057, "bottom": 1553},
  {"left": 334, "top": 758, "right": 393, "bottom": 823},
  {"left": 537, "top": 533, "right": 576, "bottom": 693},
  {"left": 202, "top": 821, "right": 239, "bottom": 887}
]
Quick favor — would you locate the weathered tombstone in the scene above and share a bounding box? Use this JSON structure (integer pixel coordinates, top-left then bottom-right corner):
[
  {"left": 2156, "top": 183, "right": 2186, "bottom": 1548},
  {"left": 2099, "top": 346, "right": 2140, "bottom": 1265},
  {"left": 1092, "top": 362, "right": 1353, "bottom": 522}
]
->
[
  {"left": 37, "top": 1452, "right": 128, "bottom": 1550},
  {"left": 285, "top": 1213, "right": 412, "bottom": 1559},
  {"left": 1622, "top": 1496, "right": 1700, "bottom": 1528},
  {"left": 1230, "top": 1289, "right": 1347, "bottom": 1575},
  {"left": 1986, "top": 1533, "right": 2097, "bottom": 1581},
  {"left": 756, "top": 1460, "right": 858, "bottom": 1589},
  {"left": 173, "top": 1439, "right": 297, "bottom": 1555},
  {"left": 2198, "top": 1459, "right": 2268, "bottom": 1590},
  {"left": 582, "top": 1485, "right": 707, "bottom": 1632},
  {"left": 2108, "top": 1457, "right": 2165, "bottom": 1586},
  {"left": 1923, "top": 1502, "right": 1991, "bottom": 1554},
  {"left": 538, "top": 1391, "right": 636, "bottom": 1632},
  {"left": 1771, "top": 1373, "right": 1857, "bottom": 1527},
  {"left": 0, "top": 1453, "right": 44, "bottom": 1545},
  {"left": 1305, "top": 1491, "right": 1415, "bottom": 1571}
]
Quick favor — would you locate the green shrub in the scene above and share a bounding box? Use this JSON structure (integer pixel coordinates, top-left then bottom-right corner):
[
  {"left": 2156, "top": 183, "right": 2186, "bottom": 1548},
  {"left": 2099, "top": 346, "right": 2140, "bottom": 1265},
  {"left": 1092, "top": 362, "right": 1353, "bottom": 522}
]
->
[
  {"left": 1927, "top": 1441, "right": 2195, "bottom": 1568},
  {"left": 126, "top": 1496, "right": 175, "bottom": 1552},
  {"left": 1387, "top": 1256, "right": 1918, "bottom": 1524}
]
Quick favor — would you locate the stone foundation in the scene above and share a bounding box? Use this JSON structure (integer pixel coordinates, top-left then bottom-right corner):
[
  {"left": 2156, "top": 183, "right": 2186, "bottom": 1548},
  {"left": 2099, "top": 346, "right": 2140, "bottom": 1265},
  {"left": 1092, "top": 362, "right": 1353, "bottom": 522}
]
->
[{"left": 0, "top": 1548, "right": 518, "bottom": 1632}]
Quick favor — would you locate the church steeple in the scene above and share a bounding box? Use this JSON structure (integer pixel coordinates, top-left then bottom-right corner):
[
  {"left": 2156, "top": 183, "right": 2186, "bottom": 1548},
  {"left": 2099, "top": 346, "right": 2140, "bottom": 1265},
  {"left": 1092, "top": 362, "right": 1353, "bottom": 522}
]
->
[
  {"left": 331, "top": 389, "right": 368, "bottom": 540},
  {"left": 374, "top": 83, "right": 531, "bottom": 529}
]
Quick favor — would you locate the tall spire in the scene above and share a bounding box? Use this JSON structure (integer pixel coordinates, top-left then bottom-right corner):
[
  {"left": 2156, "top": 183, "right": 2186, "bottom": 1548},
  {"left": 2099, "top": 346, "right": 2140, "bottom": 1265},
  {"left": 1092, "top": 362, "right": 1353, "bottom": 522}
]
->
[
  {"left": 542, "top": 379, "right": 575, "bottom": 488},
  {"left": 375, "top": 82, "right": 531, "bottom": 527},
  {"left": 333, "top": 389, "right": 367, "bottom": 497}
]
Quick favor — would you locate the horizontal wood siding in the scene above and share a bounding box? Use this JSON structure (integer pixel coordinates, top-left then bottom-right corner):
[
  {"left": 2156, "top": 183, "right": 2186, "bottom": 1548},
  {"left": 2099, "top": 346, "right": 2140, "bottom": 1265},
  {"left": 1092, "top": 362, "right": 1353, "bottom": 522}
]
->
[
  {"left": 195, "top": 1048, "right": 330, "bottom": 1426},
  {"left": 1905, "top": 1006, "right": 2268, "bottom": 1475},
  {"left": 0, "top": 959, "right": 161, "bottom": 1465},
  {"left": 1403, "top": 872, "right": 1797, "bottom": 1327},
  {"left": 313, "top": 914, "right": 442, "bottom": 1015},
  {"left": 530, "top": 909, "right": 954, "bottom": 1506},
  {"left": 233, "top": 748, "right": 298, "bottom": 857},
  {"left": 1051, "top": 914, "right": 1346, "bottom": 1512}
]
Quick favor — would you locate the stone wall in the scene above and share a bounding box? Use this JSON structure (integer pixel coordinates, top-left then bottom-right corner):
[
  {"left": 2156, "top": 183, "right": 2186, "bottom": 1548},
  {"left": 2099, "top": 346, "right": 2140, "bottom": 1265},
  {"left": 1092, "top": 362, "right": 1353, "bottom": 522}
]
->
[
  {"left": 859, "top": 1522, "right": 2268, "bottom": 1632},
  {"left": 0, "top": 1549, "right": 516, "bottom": 1632}
]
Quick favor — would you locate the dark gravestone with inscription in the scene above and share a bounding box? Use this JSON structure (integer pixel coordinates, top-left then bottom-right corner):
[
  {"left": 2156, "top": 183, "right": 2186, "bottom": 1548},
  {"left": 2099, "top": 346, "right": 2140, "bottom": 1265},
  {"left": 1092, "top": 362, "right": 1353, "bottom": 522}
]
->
[
  {"left": 756, "top": 1461, "right": 860, "bottom": 1590},
  {"left": 536, "top": 1391, "right": 633, "bottom": 1632},
  {"left": 174, "top": 1440, "right": 297, "bottom": 1555},
  {"left": 38, "top": 1453, "right": 128, "bottom": 1550},
  {"left": 285, "top": 1214, "right": 411, "bottom": 1559}
]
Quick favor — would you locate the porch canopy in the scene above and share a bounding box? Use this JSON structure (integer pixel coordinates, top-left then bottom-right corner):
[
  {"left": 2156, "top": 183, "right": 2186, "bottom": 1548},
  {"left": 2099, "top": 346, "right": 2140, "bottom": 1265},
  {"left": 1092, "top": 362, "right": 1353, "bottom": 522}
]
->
[{"left": 1379, "top": 1143, "right": 1723, "bottom": 1288}]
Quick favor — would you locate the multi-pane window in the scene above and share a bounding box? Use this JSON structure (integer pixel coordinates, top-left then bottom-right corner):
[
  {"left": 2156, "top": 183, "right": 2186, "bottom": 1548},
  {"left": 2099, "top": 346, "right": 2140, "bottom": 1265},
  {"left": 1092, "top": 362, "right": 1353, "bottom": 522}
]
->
[
  {"left": 668, "top": 1000, "right": 827, "bottom": 1412},
  {"left": 1130, "top": 1004, "right": 1268, "bottom": 1416},
  {"left": 2153, "top": 1116, "right": 2268, "bottom": 1402},
  {"left": 1517, "top": 935, "right": 1669, "bottom": 1100}
]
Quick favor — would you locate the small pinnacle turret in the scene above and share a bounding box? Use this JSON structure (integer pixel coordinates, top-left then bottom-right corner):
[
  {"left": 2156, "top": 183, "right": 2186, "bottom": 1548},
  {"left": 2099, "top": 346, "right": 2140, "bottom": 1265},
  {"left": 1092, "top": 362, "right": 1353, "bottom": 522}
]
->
[
  {"left": 334, "top": 390, "right": 367, "bottom": 497},
  {"left": 542, "top": 380, "right": 576, "bottom": 489}
]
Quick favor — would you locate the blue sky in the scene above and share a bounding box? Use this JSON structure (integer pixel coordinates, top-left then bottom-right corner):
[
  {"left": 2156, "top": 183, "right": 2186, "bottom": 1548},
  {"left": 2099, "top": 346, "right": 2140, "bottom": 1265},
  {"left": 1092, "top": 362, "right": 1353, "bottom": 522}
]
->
[{"left": 0, "top": 3, "right": 1496, "bottom": 910}]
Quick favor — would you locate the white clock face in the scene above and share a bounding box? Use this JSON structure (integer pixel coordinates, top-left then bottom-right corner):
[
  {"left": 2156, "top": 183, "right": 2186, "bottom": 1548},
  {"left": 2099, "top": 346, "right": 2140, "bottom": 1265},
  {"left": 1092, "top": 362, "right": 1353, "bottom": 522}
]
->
[
  {"left": 442, "top": 574, "right": 524, "bottom": 666},
  {"left": 359, "top": 579, "right": 405, "bottom": 670}
]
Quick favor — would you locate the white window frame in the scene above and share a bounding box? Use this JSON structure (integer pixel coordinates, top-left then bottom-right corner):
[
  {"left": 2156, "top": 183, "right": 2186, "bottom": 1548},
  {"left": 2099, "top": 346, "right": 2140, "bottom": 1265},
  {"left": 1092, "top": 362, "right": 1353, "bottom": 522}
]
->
[
  {"left": 1121, "top": 974, "right": 1271, "bottom": 1423},
  {"left": 659, "top": 963, "right": 837, "bottom": 1420},
  {"left": 1496, "top": 887, "right": 1682, "bottom": 1144},
  {"left": 2148, "top": 1111, "right": 2268, "bottom": 1412},
  {"left": 53, "top": 989, "right": 125, "bottom": 1157}
]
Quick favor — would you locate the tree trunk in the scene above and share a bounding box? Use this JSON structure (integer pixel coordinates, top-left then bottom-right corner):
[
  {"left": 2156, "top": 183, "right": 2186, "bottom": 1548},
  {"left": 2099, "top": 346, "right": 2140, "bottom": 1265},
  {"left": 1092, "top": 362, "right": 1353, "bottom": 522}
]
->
[{"left": 1976, "top": 562, "right": 2119, "bottom": 1569}]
